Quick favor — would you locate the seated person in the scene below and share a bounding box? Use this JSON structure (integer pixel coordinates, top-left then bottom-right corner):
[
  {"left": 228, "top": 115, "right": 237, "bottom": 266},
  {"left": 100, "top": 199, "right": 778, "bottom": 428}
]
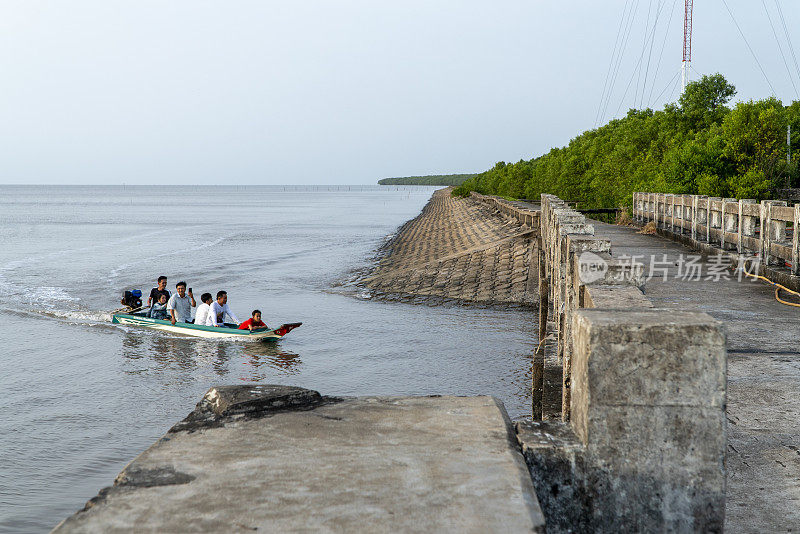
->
[
  {"left": 238, "top": 310, "right": 267, "bottom": 331},
  {"left": 148, "top": 294, "right": 170, "bottom": 320},
  {"left": 148, "top": 276, "right": 170, "bottom": 307},
  {"left": 167, "top": 281, "right": 196, "bottom": 325},
  {"left": 206, "top": 290, "right": 240, "bottom": 327},
  {"left": 193, "top": 293, "right": 214, "bottom": 326}
]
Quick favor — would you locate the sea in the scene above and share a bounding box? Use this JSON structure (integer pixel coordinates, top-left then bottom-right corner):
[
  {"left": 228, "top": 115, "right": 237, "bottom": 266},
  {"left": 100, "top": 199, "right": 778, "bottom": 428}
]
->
[{"left": 0, "top": 185, "right": 536, "bottom": 533}]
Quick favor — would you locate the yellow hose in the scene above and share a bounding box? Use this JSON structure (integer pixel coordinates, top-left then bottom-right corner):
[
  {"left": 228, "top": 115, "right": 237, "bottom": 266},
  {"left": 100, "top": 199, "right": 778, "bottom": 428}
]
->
[{"left": 744, "top": 272, "right": 800, "bottom": 308}]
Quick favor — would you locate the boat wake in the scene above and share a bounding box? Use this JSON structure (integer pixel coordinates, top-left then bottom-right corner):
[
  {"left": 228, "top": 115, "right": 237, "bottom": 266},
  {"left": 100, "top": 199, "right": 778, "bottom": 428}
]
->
[
  {"left": 0, "top": 271, "right": 112, "bottom": 325},
  {"left": 0, "top": 304, "right": 113, "bottom": 326}
]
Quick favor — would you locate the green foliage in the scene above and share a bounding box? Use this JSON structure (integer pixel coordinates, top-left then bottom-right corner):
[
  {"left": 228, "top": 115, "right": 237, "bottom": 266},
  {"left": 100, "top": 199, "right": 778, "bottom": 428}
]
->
[
  {"left": 378, "top": 174, "right": 476, "bottom": 186},
  {"left": 453, "top": 74, "right": 799, "bottom": 205}
]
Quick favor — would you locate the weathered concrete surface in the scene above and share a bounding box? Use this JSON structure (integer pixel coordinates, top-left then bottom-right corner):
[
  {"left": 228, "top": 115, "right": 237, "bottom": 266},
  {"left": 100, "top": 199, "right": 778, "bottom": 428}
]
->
[
  {"left": 361, "top": 188, "right": 538, "bottom": 305},
  {"left": 522, "top": 310, "right": 727, "bottom": 533},
  {"left": 515, "top": 420, "right": 588, "bottom": 533},
  {"left": 594, "top": 221, "right": 800, "bottom": 533},
  {"left": 53, "top": 386, "right": 545, "bottom": 533},
  {"left": 574, "top": 309, "right": 726, "bottom": 533}
]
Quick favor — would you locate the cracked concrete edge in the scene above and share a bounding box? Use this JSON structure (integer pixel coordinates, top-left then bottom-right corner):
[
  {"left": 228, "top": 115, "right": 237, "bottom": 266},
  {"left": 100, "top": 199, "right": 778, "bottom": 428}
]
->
[
  {"left": 52, "top": 387, "right": 547, "bottom": 533},
  {"left": 168, "top": 384, "right": 338, "bottom": 434}
]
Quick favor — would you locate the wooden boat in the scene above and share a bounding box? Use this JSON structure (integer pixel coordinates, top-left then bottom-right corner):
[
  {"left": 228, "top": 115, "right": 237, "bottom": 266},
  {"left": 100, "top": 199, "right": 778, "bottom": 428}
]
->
[{"left": 111, "top": 310, "right": 301, "bottom": 341}]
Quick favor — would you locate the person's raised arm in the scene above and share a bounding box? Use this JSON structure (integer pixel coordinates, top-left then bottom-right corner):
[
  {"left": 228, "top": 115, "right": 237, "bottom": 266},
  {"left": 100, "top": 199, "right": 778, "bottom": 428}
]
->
[
  {"left": 188, "top": 288, "right": 196, "bottom": 307},
  {"left": 224, "top": 304, "right": 239, "bottom": 324}
]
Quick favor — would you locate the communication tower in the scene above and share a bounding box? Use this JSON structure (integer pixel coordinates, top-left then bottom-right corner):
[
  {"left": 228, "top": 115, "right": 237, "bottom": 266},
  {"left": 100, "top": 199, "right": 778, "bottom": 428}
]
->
[{"left": 682, "top": 0, "right": 694, "bottom": 92}]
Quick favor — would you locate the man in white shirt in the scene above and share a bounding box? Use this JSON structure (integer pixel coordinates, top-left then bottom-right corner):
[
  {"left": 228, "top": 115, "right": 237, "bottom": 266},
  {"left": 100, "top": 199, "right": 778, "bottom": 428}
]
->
[
  {"left": 166, "top": 281, "right": 196, "bottom": 324},
  {"left": 206, "top": 290, "right": 240, "bottom": 327},
  {"left": 193, "top": 293, "right": 214, "bottom": 326}
]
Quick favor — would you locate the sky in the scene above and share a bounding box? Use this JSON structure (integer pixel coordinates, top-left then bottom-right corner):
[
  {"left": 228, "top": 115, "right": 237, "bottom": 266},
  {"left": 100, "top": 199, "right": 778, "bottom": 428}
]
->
[{"left": 1, "top": 1, "right": 799, "bottom": 185}]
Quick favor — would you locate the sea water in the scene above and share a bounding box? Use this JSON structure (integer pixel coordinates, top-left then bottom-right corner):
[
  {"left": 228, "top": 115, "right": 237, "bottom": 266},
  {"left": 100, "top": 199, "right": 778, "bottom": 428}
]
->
[{"left": 0, "top": 185, "right": 535, "bottom": 533}]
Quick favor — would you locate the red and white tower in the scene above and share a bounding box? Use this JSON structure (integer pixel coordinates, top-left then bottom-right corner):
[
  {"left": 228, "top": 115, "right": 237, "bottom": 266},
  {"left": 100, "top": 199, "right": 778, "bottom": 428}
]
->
[{"left": 682, "top": 0, "right": 694, "bottom": 92}]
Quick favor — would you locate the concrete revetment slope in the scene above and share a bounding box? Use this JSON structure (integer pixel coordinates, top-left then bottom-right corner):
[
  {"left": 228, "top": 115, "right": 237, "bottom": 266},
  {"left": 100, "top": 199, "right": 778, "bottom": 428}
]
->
[
  {"left": 361, "top": 188, "right": 540, "bottom": 305},
  {"left": 53, "top": 385, "right": 545, "bottom": 533}
]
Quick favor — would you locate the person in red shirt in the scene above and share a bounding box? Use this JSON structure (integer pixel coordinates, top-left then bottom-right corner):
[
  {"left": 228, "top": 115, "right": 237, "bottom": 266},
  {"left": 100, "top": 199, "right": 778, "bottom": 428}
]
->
[{"left": 239, "top": 310, "right": 267, "bottom": 331}]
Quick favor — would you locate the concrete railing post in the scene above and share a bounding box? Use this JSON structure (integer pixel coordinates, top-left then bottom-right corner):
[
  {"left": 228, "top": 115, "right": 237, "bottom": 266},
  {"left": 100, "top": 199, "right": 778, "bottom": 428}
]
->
[
  {"left": 707, "top": 197, "right": 721, "bottom": 244},
  {"left": 637, "top": 192, "right": 643, "bottom": 222},
  {"left": 670, "top": 194, "right": 677, "bottom": 233},
  {"left": 760, "top": 200, "right": 786, "bottom": 265},
  {"left": 696, "top": 195, "right": 708, "bottom": 240},
  {"left": 641, "top": 193, "right": 646, "bottom": 222},
  {"left": 771, "top": 201, "right": 788, "bottom": 259},
  {"left": 760, "top": 200, "right": 769, "bottom": 265},
  {"left": 721, "top": 198, "right": 736, "bottom": 250},
  {"left": 678, "top": 195, "right": 688, "bottom": 234},
  {"left": 739, "top": 199, "right": 757, "bottom": 254},
  {"left": 793, "top": 204, "right": 800, "bottom": 276},
  {"left": 654, "top": 194, "right": 660, "bottom": 228},
  {"left": 571, "top": 309, "right": 727, "bottom": 532},
  {"left": 650, "top": 194, "right": 656, "bottom": 226},
  {"left": 691, "top": 195, "right": 699, "bottom": 241}
]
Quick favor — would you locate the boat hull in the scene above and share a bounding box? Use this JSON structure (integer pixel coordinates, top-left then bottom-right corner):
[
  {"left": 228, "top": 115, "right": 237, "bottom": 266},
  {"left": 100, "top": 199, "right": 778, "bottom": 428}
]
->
[{"left": 111, "top": 313, "right": 300, "bottom": 341}]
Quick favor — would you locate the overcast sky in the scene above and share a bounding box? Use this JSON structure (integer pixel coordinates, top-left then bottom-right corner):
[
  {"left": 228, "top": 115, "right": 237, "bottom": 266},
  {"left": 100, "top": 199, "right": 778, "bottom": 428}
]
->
[{"left": 1, "top": 1, "right": 799, "bottom": 185}]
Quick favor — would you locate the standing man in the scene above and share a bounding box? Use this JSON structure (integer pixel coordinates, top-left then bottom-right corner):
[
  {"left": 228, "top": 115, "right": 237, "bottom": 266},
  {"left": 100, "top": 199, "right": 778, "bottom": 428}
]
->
[
  {"left": 147, "top": 276, "right": 170, "bottom": 307},
  {"left": 167, "top": 281, "right": 196, "bottom": 324},
  {"left": 206, "top": 290, "right": 240, "bottom": 327}
]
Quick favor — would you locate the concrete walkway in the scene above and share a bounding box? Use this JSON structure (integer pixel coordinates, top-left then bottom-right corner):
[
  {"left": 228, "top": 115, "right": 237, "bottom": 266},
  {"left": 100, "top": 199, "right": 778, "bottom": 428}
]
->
[
  {"left": 594, "top": 222, "right": 800, "bottom": 533},
  {"left": 53, "top": 386, "right": 545, "bottom": 533}
]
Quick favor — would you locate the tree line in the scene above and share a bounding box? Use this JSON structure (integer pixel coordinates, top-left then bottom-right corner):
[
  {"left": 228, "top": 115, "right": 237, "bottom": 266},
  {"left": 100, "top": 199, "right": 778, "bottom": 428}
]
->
[
  {"left": 453, "top": 74, "right": 800, "bottom": 208},
  {"left": 379, "top": 174, "right": 476, "bottom": 186}
]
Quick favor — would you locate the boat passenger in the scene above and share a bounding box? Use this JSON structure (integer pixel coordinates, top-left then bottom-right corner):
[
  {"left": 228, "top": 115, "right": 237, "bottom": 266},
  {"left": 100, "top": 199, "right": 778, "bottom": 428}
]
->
[
  {"left": 167, "top": 281, "right": 196, "bottom": 325},
  {"left": 238, "top": 310, "right": 267, "bottom": 331},
  {"left": 206, "top": 290, "right": 240, "bottom": 327},
  {"left": 194, "top": 293, "right": 214, "bottom": 326},
  {"left": 147, "top": 276, "right": 171, "bottom": 307},
  {"left": 148, "top": 294, "right": 169, "bottom": 320}
]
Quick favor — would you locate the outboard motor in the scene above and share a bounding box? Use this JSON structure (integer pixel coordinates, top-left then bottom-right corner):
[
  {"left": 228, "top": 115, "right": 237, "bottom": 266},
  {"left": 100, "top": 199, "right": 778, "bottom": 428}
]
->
[{"left": 121, "top": 289, "right": 143, "bottom": 309}]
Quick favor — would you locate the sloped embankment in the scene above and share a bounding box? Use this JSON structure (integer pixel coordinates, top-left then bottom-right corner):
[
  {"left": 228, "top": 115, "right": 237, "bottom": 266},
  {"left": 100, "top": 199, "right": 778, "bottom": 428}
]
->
[{"left": 361, "top": 188, "right": 538, "bottom": 305}]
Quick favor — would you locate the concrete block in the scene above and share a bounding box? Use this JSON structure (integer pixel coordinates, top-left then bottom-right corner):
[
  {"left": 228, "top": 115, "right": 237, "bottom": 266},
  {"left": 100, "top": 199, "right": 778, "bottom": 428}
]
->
[
  {"left": 583, "top": 285, "right": 654, "bottom": 309},
  {"left": 584, "top": 405, "right": 726, "bottom": 480},
  {"left": 566, "top": 309, "right": 727, "bottom": 533},
  {"left": 573, "top": 252, "right": 645, "bottom": 288},
  {"left": 571, "top": 310, "right": 726, "bottom": 437},
  {"left": 516, "top": 416, "right": 726, "bottom": 534},
  {"left": 516, "top": 421, "right": 588, "bottom": 533}
]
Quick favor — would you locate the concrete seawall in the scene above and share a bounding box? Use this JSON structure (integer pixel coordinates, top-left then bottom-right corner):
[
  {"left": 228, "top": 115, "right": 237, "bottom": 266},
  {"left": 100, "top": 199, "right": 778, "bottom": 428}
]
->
[{"left": 526, "top": 193, "right": 728, "bottom": 532}]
